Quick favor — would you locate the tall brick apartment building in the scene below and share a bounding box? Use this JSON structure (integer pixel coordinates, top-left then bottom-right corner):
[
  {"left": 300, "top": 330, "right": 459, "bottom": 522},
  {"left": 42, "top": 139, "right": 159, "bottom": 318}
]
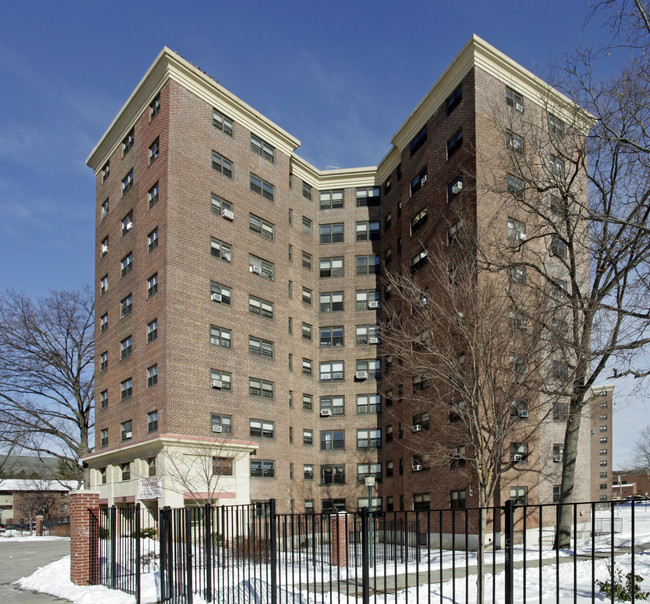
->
[{"left": 84, "top": 36, "right": 598, "bottom": 514}]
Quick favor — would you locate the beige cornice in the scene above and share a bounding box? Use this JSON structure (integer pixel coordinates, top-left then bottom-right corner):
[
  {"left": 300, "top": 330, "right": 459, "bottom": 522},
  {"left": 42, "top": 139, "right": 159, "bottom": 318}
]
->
[{"left": 291, "top": 155, "right": 377, "bottom": 189}]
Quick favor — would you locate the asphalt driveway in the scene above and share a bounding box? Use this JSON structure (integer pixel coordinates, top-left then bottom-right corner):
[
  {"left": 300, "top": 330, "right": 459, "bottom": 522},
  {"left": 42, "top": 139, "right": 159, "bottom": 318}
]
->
[{"left": 0, "top": 539, "right": 71, "bottom": 602}]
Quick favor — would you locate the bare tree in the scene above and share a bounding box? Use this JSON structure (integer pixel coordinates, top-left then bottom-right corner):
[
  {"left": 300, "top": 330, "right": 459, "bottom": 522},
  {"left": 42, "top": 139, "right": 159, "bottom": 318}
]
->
[
  {"left": 634, "top": 427, "right": 650, "bottom": 470},
  {"left": 18, "top": 480, "right": 61, "bottom": 533},
  {"left": 0, "top": 289, "right": 94, "bottom": 482},
  {"left": 483, "top": 0, "right": 650, "bottom": 547}
]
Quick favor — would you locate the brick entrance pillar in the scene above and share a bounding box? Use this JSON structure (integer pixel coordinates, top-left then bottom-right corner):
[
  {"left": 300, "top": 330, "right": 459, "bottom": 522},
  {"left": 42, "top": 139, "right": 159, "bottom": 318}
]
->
[
  {"left": 330, "top": 512, "right": 350, "bottom": 567},
  {"left": 69, "top": 491, "right": 100, "bottom": 586}
]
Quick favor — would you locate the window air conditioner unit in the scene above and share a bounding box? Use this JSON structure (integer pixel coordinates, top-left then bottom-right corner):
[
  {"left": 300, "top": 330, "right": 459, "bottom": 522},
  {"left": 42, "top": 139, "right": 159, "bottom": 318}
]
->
[
  {"left": 211, "top": 293, "right": 222, "bottom": 302},
  {"left": 212, "top": 425, "right": 223, "bottom": 433},
  {"left": 512, "top": 454, "right": 523, "bottom": 462},
  {"left": 367, "top": 301, "right": 380, "bottom": 309},
  {"left": 413, "top": 464, "right": 422, "bottom": 472},
  {"left": 518, "top": 232, "right": 526, "bottom": 241},
  {"left": 368, "top": 336, "right": 380, "bottom": 345},
  {"left": 222, "top": 209, "right": 234, "bottom": 221},
  {"left": 211, "top": 379, "right": 223, "bottom": 389},
  {"left": 420, "top": 175, "right": 427, "bottom": 184},
  {"left": 320, "top": 409, "right": 332, "bottom": 417},
  {"left": 515, "top": 102, "right": 523, "bottom": 112},
  {"left": 553, "top": 454, "right": 563, "bottom": 463},
  {"left": 250, "top": 265, "right": 263, "bottom": 275},
  {"left": 451, "top": 182, "right": 463, "bottom": 194},
  {"left": 412, "top": 424, "right": 422, "bottom": 433},
  {"left": 101, "top": 244, "right": 108, "bottom": 254},
  {"left": 355, "top": 371, "right": 368, "bottom": 380},
  {"left": 125, "top": 432, "right": 133, "bottom": 439},
  {"left": 126, "top": 221, "right": 133, "bottom": 230},
  {"left": 518, "top": 410, "right": 529, "bottom": 418},
  {"left": 223, "top": 252, "right": 231, "bottom": 262}
]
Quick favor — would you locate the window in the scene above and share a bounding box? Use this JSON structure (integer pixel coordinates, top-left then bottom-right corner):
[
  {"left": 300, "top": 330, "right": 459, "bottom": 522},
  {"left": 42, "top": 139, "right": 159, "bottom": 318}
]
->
[
  {"left": 148, "top": 411, "right": 158, "bottom": 433},
  {"left": 213, "top": 108, "right": 233, "bottom": 135},
  {"left": 249, "top": 254, "right": 274, "bottom": 279},
  {"left": 212, "top": 151, "right": 233, "bottom": 178},
  {"left": 553, "top": 403, "right": 568, "bottom": 421},
  {"left": 410, "top": 126, "right": 428, "bottom": 156},
  {"left": 212, "top": 457, "right": 232, "bottom": 476},
  {"left": 249, "top": 377, "right": 274, "bottom": 399},
  {"left": 600, "top": 413, "right": 608, "bottom": 420},
  {"left": 386, "top": 459, "right": 394, "bottom": 475},
  {"left": 552, "top": 361, "right": 568, "bottom": 380},
  {"left": 148, "top": 182, "right": 159, "bottom": 208},
  {"left": 356, "top": 255, "right": 380, "bottom": 275},
  {"left": 302, "top": 323, "right": 312, "bottom": 340},
  {"left": 211, "top": 195, "right": 233, "bottom": 218},
  {"left": 121, "top": 212, "right": 134, "bottom": 237},
  {"left": 414, "top": 493, "right": 431, "bottom": 510},
  {"left": 506, "top": 87, "right": 524, "bottom": 111},
  {"left": 550, "top": 236, "right": 567, "bottom": 258},
  {"left": 509, "top": 309, "right": 528, "bottom": 329},
  {"left": 384, "top": 211, "right": 392, "bottom": 229},
  {"left": 600, "top": 449, "right": 608, "bottom": 455},
  {"left": 148, "top": 228, "right": 158, "bottom": 252},
  {"left": 101, "top": 199, "right": 109, "bottom": 219},
  {"left": 250, "top": 419, "right": 274, "bottom": 438},
  {"left": 100, "top": 390, "right": 108, "bottom": 409},
  {"left": 356, "top": 187, "right": 380, "bottom": 207},
  {"left": 450, "top": 445, "right": 466, "bottom": 468},
  {"left": 120, "top": 294, "right": 133, "bottom": 318},
  {"left": 355, "top": 324, "right": 379, "bottom": 345},
  {"left": 506, "top": 131, "right": 524, "bottom": 153},
  {"left": 98, "top": 467, "right": 107, "bottom": 484},
  {"left": 320, "top": 326, "right": 344, "bottom": 347},
  {"left": 447, "top": 175, "right": 464, "bottom": 202},
  {"left": 150, "top": 93, "right": 160, "bottom": 119},
  {"left": 249, "top": 295, "right": 273, "bottom": 318},
  {"left": 302, "top": 287, "right": 313, "bottom": 305},
  {"left": 149, "top": 138, "right": 159, "bottom": 164},
  {"left": 320, "top": 395, "right": 345, "bottom": 415},
  {"left": 553, "top": 444, "right": 564, "bottom": 461},
  {"left": 356, "top": 221, "right": 380, "bottom": 241},
  {"left": 100, "top": 236, "right": 109, "bottom": 257},
  {"left": 100, "top": 313, "right": 108, "bottom": 334},
  {"left": 250, "top": 134, "right": 275, "bottom": 163},
  {"left": 550, "top": 156, "right": 565, "bottom": 177},
  {"left": 302, "top": 251, "right": 313, "bottom": 270},
  {"left": 357, "top": 429, "right": 381, "bottom": 449},
  {"left": 509, "top": 353, "right": 527, "bottom": 375},
  {"left": 121, "top": 420, "right": 132, "bottom": 441},
  {"left": 121, "top": 462, "right": 131, "bottom": 481},
  {"left": 249, "top": 336, "right": 273, "bottom": 357},
  {"left": 147, "top": 365, "right": 158, "bottom": 387},
  {"left": 251, "top": 460, "right": 275, "bottom": 477},
  {"left": 320, "top": 223, "right": 344, "bottom": 244},
  {"left": 448, "top": 219, "right": 464, "bottom": 246},
  {"left": 207, "top": 325, "right": 231, "bottom": 350},
  {"left": 509, "top": 266, "right": 526, "bottom": 284},
  {"left": 320, "top": 190, "right": 344, "bottom": 209},
  {"left": 320, "top": 361, "right": 344, "bottom": 382},
  {"left": 412, "top": 412, "right": 430, "bottom": 431},
  {"left": 600, "top": 437, "right": 608, "bottom": 443},
  {"left": 510, "top": 442, "right": 528, "bottom": 463},
  {"left": 120, "top": 336, "right": 133, "bottom": 359},
  {"left": 303, "top": 430, "right": 313, "bottom": 445},
  {"left": 548, "top": 113, "right": 565, "bottom": 136},
  {"left": 600, "top": 472, "right": 608, "bottom": 478},
  {"left": 100, "top": 351, "right": 108, "bottom": 371},
  {"left": 507, "top": 174, "right": 524, "bottom": 200},
  {"left": 250, "top": 174, "right": 274, "bottom": 201},
  {"left": 319, "top": 257, "right": 344, "bottom": 278},
  {"left": 410, "top": 167, "right": 428, "bottom": 195},
  {"left": 450, "top": 490, "right": 466, "bottom": 509},
  {"left": 320, "top": 292, "right": 344, "bottom": 312},
  {"left": 321, "top": 464, "right": 345, "bottom": 484},
  {"left": 120, "top": 378, "right": 133, "bottom": 400},
  {"left": 302, "top": 182, "right": 312, "bottom": 200},
  {"left": 446, "top": 84, "right": 462, "bottom": 114},
  {"left": 357, "top": 394, "right": 380, "bottom": 414},
  {"left": 600, "top": 460, "right": 608, "bottom": 466},
  {"left": 211, "top": 413, "right": 232, "bottom": 433},
  {"left": 302, "top": 216, "right": 312, "bottom": 234},
  {"left": 600, "top": 425, "right": 608, "bottom": 432},
  {"left": 510, "top": 486, "right": 527, "bottom": 506},
  {"left": 249, "top": 214, "right": 274, "bottom": 241},
  {"left": 102, "top": 161, "right": 110, "bottom": 182},
  {"left": 447, "top": 129, "right": 463, "bottom": 158},
  {"left": 411, "top": 249, "right": 428, "bottom": 272},
  {"left": 411, "top": 208, "right": 428, "bottom": 234},
  {"left": 303, "top": 465, "right": 314, "bottom": 480},
  {"left": 384, "top": 176, "right": 392, "bottom": 194},
  {"left": 303, "top": 393, "right": 313, "bottom": 410},
  {"left": 508, "top": 218, "right": 526, "bottom": 242},
  {"left": 100, "top": 429, "right": 108, "bottom": 448},
  {"left": 356, "top": 290, "right": 379, "bottom": 310},
  {"left": 122, "top": 129, "right": 134, "bottom": 155},
  {"left": 210, "top": 369, "right": 232, "bottom": 391},
  {"left": 356, "top": 359, "right": 380, "bottom": 380},
  {"left": 122, "top": 170, "right": 134, "bottom": 195},
  {"left": 147, "top": 273, "right": 158, "bottom": 298}
]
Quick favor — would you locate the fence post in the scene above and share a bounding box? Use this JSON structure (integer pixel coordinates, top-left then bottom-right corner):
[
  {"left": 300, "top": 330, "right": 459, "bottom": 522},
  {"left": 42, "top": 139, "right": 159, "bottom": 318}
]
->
[
  {"left": 135, "top": 503, "right": 141, "bottom": 604},
  {"left": 160, "top": 506, "right": 172, "bottom": 602},
  {"left": 504, "top": 500, "right": 514, "bottom": 604},
  {"left": 330, "top": 512, "right": 349, "bottom": 567},
  {"left": 110, "top": 506, "right": 117, "bottom": 589},
  {"left": 185, "top": 508, "right": 194, "bottom": 604},
  {"left": 361, "top": 507, "right": 370, "bottom": 604},
  {"left": 269, "top": 499, "right": 278, "bottom": 604},
  {"left": 204, "top": 502, "right": 212, "bottom": 602},
  {"left": 69, "top": 490, "right": 100, "bottom": 586}
]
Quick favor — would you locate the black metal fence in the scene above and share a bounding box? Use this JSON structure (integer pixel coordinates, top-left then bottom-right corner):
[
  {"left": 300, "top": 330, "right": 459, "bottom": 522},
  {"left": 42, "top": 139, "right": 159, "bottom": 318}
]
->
[{"left": 90, "top": 499, "right": 650, "bottom": 603}]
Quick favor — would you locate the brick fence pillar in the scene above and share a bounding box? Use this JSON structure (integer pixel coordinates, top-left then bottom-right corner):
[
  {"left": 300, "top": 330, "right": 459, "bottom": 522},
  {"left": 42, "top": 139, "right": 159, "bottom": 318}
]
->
[
  {"left": 35, "top": 515, "right": 44, "bottom": 536},
  {"left": 69, "top": 491, "right": 100, "bottom": 586},
  {"left": 330, "top": 512, "right": 350, "bottom": 568}
]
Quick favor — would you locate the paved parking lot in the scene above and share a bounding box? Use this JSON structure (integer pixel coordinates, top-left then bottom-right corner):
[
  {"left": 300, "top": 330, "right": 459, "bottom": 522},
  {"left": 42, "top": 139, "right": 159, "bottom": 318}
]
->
[{"left": 0, "top": 539, "right": 71, "bottom": 602}]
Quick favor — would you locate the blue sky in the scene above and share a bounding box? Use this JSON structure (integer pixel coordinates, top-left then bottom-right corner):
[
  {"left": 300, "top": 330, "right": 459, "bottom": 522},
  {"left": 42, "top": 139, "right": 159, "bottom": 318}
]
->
[{"left": 0, "top": 0, "right": 643, "bottom": 468}]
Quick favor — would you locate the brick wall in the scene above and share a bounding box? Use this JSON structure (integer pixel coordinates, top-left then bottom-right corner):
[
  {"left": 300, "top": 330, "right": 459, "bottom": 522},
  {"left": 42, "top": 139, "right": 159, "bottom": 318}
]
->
[{"left": 69, "top": 491, "right": 100, "bottom": 586}]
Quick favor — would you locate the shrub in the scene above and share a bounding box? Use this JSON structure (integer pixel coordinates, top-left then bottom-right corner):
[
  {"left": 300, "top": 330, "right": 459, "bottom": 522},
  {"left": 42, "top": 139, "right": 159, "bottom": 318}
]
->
[
  {"left": 596, "top": 564, "right": 649, "bottom": 602},
  {"left": 131, "top": 527, "right": 158, "bottom": 539}
]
